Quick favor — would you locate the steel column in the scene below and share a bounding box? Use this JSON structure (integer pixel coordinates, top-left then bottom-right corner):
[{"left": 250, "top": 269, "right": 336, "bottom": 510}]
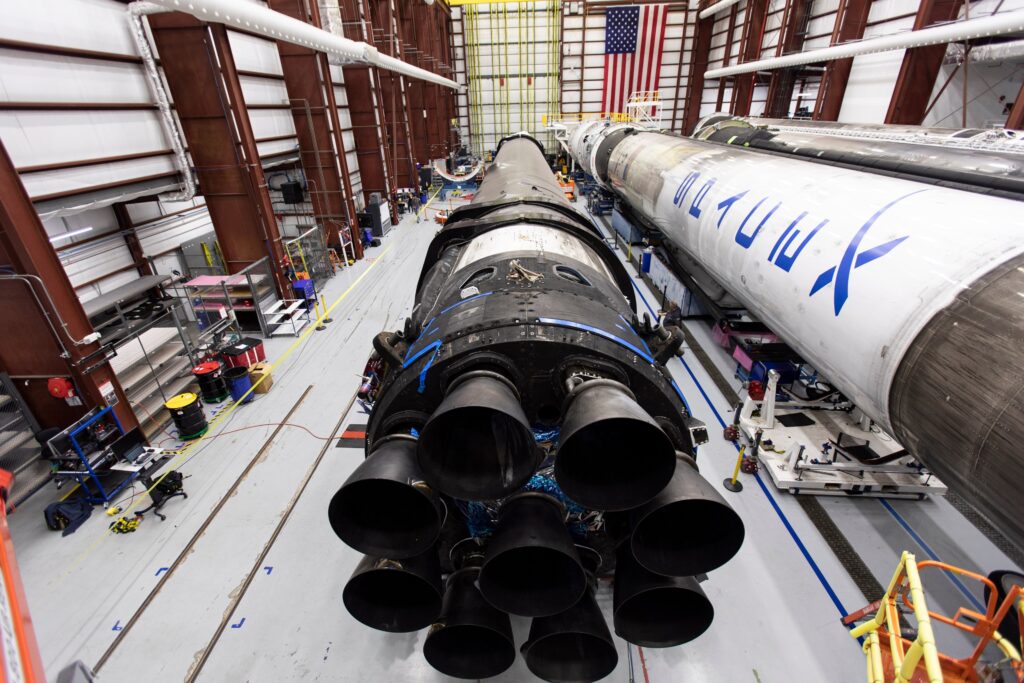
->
[
  {"left": 267, "top": 0, "right": 361, "bottom": 257},
  {"left": 406, "top": 3, "right": 430, "bottom": 166},
  {"left": 0, "top": 140, "right": 137, "bottom": 431},
  {"left": 369, "top": 0, "right": 418, "bottom": 190},
  {"left": 148, "top": 14, "right": 290, "bottom": 297},
  {"left": 731, "top": 0, "right": 769, "bottom": 116},
  {"left": 885, "top": 0, "right": 966, "bottom": 124},
  {"left": 682, "top": 17, "right": 714, "bottom": 134},
  {"left": 763, "top": 0, "right": 814, "bottom": 117},
  {"left": 812, "top": 0, "right": 873, "bottom": 121},
  {"left": 113, "top": 203, "right": 154, "bottom": 277},
  {"left": 339, "top": 0, "right": 398, "bottom": 220}
]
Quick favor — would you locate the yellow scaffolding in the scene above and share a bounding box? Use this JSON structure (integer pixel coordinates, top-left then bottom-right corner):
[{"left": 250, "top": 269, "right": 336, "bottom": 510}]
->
[{"left": 847, "top": 552, "right": 1023, "bottom": 683}]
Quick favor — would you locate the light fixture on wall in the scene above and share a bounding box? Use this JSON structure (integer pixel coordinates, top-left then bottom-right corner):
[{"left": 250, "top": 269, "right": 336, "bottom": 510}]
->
[{"left": 49, "top": 227, "right": 94, "bottom": 244}]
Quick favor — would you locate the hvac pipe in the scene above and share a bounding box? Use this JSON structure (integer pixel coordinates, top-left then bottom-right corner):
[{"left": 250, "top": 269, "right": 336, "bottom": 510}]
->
[
  {"left": 698, "top": 0, "right": 744, "bottom": 20},
  {"left": 704, "top": 10, "right": 1024, "bottom": 79},
  {"left": 142, "top": 0, "right": 461, "bottom": 89},
  {"left": 567, "top": 120, "right": 1024, "bottom": 553}
]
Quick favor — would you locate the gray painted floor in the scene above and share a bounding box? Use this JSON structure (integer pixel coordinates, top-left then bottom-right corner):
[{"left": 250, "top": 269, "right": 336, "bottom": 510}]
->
[{"left": 10, "top": 201, "right": 1020, "bottom": 682}]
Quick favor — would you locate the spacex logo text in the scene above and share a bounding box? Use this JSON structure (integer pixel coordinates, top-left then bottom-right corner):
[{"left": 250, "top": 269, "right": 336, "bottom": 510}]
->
[{"left": 671, "top": 171, "right": 917, "bottom": 316}]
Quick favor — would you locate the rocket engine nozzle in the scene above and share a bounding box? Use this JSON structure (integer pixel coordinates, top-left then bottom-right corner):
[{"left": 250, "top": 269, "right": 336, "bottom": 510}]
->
[
  {"left": 630, "top": 454, "right": 745, "bottom": 576},
  {"left": 478, "top": 492, "right": 588, "bottom": 617},
  {"left": 342, "top": 550, "right": 443, "bottom": 633},
  {"left": 613, "top": 543, "right": 714, "bottom": 648},
  {"left": 556, "top": 379, "right": 676, "bottom": 511},
  {"left": 328, "top": 435, "right": 443, "bottom": 558},
  {"left": 419, "top": 370, "right": 540, "bottom": 501},
  {"left": 423, "top": 566, "right": 517, "bottom": 679}
]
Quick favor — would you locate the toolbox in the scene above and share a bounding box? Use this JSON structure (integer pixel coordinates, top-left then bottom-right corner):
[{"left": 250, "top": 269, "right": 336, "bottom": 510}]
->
[{"left": 222, "top": 337, "right": 266, "bottom": 369}]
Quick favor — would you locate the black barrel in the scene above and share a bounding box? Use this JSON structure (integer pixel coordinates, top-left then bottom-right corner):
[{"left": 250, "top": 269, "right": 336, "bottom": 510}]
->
[
  {"left": 164, "top": 392, "right": 207, "bottom": 440},
  {"left": 192, "top": 361, "right": 229, "bottom": 403}
]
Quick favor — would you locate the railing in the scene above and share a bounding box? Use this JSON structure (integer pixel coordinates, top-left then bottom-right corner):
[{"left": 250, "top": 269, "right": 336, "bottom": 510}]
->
[
  {"left": 543, "top": 112, "right": 638, "bottom": 126},
  {"left": 847, "top": 551, "right": 1024, "bottom": 683}
]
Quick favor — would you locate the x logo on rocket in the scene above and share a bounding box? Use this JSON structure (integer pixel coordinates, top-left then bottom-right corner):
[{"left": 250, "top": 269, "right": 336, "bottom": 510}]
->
[{"left": 809, "top": 190, "right": 925, "bottom": 316}]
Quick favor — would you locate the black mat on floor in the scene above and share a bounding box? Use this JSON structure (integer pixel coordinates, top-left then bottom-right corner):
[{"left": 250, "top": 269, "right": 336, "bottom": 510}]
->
[{"left": 777, "top": 413, "right": 816, "bottom": 428}]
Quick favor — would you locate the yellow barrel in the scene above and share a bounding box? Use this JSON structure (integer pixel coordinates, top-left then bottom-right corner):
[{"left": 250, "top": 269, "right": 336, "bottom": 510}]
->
[{"left": 165, "top": 392, "right": 207, "bottom": 439}]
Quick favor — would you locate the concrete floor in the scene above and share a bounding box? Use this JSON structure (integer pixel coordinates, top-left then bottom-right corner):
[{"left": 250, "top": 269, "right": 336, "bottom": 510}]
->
[{"left": 10, "top": 199, "right": 1021, "bottom": 682}]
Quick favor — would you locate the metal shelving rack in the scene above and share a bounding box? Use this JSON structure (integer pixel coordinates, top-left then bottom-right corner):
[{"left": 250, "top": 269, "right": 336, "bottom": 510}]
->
[
  {"left": 0, "top": 374, "right": 45, "bottom": 508},
  {"left": 177, "top": 258, "right": 278, "bottom": 337},
  {"left": 107, "top": 304, "right": 196, "bottom": 442}
]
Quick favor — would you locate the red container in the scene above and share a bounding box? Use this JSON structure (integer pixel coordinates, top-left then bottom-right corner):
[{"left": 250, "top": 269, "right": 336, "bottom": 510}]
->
[
  {"left": 192, "top": 361, "right": 221, "bottom": 377},
  {"left": 222, "top": 338, "right": 266, "bottom": 369}
]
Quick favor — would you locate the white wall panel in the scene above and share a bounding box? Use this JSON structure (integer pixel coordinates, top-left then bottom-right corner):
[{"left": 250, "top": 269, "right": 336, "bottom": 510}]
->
[
  {"left": 0, "top": 50, "right": 151, "bottom": 104},
  {"left": 239, "top": 75, "right": 290, "bottom": 106},
  {"left": 248, "top": 109, "right": 297, "bottom": 139},
  {"left": 2, "top": 0, "right": 137, "bottom": 56},
  {"left": 226, "top": 30, "right": 284, "bottom": 75},
  {"left": 0, "top": 111, "right": 168, "bottom": 167},
  {"left": 19, "top": 156, "right": 178, "bottom": 200}
]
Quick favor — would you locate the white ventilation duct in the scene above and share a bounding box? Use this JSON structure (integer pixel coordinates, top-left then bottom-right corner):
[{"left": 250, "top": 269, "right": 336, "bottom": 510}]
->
[
  {"left": 144, "top": 0, "right": 462, "bottom": 90},
  {"left": 704, "top": 10, "right": 1024, "bottom": 79},
  {"left": 698, "top": 0, "right": 744, "bottom": 21}
]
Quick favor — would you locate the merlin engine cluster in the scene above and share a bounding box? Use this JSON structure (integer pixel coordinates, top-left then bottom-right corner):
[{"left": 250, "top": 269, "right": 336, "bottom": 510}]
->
[{"left": 327, "top": 134, "right": 745, "bottom": 682}]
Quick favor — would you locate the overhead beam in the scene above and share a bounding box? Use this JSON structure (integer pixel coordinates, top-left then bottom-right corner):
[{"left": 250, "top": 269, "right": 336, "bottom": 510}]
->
[
  {"left": 148, "top": 14, "right": 290, "bottom": 297},
  {"left": 0, "top": 140, "right": 137, "bottom": 431},
  {"left": 143, "top": 0, "right": 461, "bottom": 89},
  {"left": 813, "top": 0, "right": 873, "bottom": 121},
  {"left": 885, "top": 0, "right": 966, "bottom": 124}
]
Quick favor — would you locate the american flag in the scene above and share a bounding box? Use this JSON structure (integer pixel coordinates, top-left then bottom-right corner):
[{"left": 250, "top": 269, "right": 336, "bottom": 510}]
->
[{"left": 602, "top": 4, "right": 669, "bottom": 114}]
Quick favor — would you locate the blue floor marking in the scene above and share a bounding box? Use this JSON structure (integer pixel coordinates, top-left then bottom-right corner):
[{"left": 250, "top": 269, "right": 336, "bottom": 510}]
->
[
  {"left": 879, "top": 499, "right": 985, "bottom": 612},
  {"left": 630, "top": 279, "right": 850, "bottom": 620}
]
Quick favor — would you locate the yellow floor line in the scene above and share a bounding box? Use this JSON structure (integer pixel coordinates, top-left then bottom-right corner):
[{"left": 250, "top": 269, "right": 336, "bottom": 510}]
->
[{"left": 417, "top": 185, "right": 444, "bottom": 219}]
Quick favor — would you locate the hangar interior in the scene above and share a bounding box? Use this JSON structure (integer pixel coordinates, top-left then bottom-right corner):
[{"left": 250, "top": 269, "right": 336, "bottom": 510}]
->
[{"left": 0, "top": 1, "right": 1022, "bottom": 682}]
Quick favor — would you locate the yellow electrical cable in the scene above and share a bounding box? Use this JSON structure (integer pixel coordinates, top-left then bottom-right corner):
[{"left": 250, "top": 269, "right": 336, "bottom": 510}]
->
[{"left": 56, "top": 241, "right": 396, "bottom": 581}]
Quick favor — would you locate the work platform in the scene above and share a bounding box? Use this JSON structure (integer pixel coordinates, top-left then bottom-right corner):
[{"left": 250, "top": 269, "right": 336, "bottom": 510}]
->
[{"left": 7, "top": 200, "right": 1020, "bottom": 682}]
